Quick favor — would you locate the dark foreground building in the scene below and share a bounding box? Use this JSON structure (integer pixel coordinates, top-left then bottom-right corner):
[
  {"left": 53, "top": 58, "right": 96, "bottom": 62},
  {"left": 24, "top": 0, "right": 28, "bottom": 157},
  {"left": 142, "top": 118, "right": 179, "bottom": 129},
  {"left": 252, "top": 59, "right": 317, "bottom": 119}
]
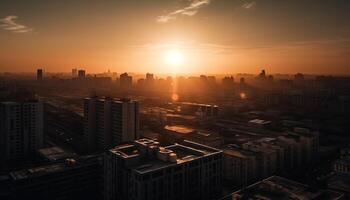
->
[
  {"left": 105, "top": 138, "right": 223, "bottom": 200},
  {"left": 2, "top": 155, "right": 103, "bottom": 200}
]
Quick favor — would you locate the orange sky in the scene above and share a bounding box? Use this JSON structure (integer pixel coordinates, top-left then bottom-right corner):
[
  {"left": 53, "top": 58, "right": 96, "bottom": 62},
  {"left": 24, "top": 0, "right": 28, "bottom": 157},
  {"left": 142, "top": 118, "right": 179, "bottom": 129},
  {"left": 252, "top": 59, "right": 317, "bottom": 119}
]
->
[{"left": 1, "top": 0, "right": 350, "bottom": 75}]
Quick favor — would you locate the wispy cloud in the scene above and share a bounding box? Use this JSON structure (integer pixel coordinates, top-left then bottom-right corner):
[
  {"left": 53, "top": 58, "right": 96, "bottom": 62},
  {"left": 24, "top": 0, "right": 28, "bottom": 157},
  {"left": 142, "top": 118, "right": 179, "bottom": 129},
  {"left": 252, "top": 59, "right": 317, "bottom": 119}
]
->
[
  {"left": 242, "top": 1, "right": 256, "bottom": 9},
  {"left": 0, "top": 15, "right": 33, "bottom": 33},
  {"left": 157, "top": 0, "right": 211, "bottom": 23}
]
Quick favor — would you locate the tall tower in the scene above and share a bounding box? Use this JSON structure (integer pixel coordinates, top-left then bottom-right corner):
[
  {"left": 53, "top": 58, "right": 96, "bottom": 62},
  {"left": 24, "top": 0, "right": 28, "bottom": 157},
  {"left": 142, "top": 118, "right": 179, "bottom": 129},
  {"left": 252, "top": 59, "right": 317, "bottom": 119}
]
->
[
  {"left": 0, "top": 101, "right": 44, "bottom": 164},
  {"left": 37, "top": 69, "right": 43, "bottom": 81},
  {"left": 72, "top": 68, "right": 78, "bottom": 77},
  {"left": 83, "top": 97, "right": 139, "bottom": 152}
]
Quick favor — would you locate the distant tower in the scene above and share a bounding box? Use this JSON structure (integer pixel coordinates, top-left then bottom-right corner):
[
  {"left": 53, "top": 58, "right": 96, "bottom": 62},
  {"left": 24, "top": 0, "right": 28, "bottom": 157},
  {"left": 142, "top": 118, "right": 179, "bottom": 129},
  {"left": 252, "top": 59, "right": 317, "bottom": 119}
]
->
[
  {"left": 222, "top": 76, "right": 234, "bottom": 88},
  {"left": 72, "top": 68, "right": 78, "bottom": 77},
  {"left": 120, "top": 73, "right": 132, "bottom": 88},
  {"left": 294, "top": 73, "right": 304, "bottom": 81},
  {"left": 240, "top": 77, "right": 245, "bottom": 84},
  {"left": 37, "top": 69, "right": 43, "bottom": 81},
  {"left": 145, "top": 73, "right": 154, "bottom": 88},
  {"left": 78, "top": 70, "right": 86, "bottom": 79}
]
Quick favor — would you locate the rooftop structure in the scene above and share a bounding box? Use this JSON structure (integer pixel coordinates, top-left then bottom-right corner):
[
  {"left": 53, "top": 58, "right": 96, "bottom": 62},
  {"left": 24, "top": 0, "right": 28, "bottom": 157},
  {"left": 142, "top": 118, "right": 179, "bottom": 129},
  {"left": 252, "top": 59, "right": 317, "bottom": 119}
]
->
[{"left": 105, "top": 138, "right": 223, "bottom": 200}]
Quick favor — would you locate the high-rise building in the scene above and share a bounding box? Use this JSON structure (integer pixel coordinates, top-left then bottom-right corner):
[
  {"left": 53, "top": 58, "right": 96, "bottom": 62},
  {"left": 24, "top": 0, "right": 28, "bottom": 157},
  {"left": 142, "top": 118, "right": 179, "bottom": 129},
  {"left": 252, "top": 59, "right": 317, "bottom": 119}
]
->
[
  {"left": 0, "top": 101, "right": 44, "bottom": 165},
  {"left": 37, "top": 69, "right": 43, "bottom": 81},
  {"left": 72, "top": 68, "right": 78, "bottom": 77},
  {"left": 104, "top": 139, "right": 222, "bottom": 200},
  {"left": 145, "top": 73, "right": 154, "bottom": 85},
  {"left": 78, "top": 70, "right": 86, "bottom": 79},
  {"left": 83, "top": 97, "right": 139, "bottom": 152},
  {"left": 120, "top": 73, "right": 132, "bottom": 88}
]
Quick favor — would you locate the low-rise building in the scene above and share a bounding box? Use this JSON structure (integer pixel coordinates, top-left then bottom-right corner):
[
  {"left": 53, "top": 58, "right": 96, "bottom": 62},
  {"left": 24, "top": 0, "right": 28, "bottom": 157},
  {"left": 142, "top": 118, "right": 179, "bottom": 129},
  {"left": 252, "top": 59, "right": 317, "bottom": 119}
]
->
[{"left": 223, "top": 176, "right": 343, "bottom": 200}]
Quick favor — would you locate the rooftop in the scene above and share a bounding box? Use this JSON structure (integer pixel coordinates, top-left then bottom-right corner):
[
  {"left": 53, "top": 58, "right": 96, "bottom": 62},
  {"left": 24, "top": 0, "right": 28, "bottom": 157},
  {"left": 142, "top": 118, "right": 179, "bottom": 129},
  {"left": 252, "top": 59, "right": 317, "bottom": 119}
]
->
[
  {"left": 249, "top": 119, "right": 271, "bottom": 125},
  {"left": 37, "top": 146, "right": 75, "bottom": 162},
  {"left": 230, "top": 176, "right": 343, "bottom": 200},
  {"left": 164, "top": 125, "right": 195, "bottom": 135},
  {"left": 177, "top": 102, "right": 218, "bottom": 108},
  {"left": 109, "top": 139, "right": 221, "bottom": 174}
]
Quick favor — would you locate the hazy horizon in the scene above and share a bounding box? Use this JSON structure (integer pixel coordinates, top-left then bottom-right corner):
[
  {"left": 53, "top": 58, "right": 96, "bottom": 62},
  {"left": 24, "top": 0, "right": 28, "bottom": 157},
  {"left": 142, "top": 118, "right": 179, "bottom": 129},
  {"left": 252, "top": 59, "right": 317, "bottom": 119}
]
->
[{"left": 1, "top": 0, "right": 350, "bottom": 74}]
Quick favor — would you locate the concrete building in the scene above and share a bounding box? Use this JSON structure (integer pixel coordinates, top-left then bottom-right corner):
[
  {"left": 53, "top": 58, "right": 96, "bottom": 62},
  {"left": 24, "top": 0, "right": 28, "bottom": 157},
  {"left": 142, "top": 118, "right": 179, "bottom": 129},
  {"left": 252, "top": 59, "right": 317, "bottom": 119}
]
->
[
  {"left": 83, "top": 97, "right": 139, "bottom": 152},
  {"left": 0, "top": 101, "right": 44, "bottom": 166},
  {"left": 223, "top": 145, "right": 257, "bottom": 186},
  {"left": 104, "top": 138, "right": 222, "bottom": 200},
  {"left": 241, "top": 141, "right": 278, "bottom": 179}
]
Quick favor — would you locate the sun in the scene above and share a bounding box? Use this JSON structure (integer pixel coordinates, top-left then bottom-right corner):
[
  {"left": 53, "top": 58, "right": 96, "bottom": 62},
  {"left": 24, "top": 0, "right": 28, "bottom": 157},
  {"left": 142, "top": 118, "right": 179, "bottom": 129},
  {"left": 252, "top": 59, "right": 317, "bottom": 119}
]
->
[{"left": 165, "top": 49, "right": 184, "bottom": 67}]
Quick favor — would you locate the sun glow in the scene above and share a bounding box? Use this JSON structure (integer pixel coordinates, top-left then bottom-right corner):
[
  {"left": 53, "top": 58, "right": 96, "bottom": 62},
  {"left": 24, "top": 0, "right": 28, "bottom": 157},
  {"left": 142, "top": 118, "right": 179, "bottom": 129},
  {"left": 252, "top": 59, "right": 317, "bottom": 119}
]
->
[{"left": 165, "top": 49, "right": 184, "bottom": 67}]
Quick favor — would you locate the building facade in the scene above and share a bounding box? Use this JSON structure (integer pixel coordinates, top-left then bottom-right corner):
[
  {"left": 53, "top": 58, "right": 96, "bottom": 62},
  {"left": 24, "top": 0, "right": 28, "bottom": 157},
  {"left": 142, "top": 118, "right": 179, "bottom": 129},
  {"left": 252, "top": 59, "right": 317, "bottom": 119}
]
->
[
  {"left": 104, "top": 139, "right": 222, "bottom": 200},
  {"left": 83, "top": 97, "right": 139, "bottom": 152},
  {"left": 0, "top": 101, "right": 44, "bottom": 166}
]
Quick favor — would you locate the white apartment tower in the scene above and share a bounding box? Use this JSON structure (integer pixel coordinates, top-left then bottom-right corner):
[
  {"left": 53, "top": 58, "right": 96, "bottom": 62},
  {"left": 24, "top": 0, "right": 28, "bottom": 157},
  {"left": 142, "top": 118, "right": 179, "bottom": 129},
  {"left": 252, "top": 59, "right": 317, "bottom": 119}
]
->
[
  {"left": 0, "top": 101, "right": 44, "bottom": 164},
  {"left": 84, "top": 97, "right": 139, "bottom": 152}
]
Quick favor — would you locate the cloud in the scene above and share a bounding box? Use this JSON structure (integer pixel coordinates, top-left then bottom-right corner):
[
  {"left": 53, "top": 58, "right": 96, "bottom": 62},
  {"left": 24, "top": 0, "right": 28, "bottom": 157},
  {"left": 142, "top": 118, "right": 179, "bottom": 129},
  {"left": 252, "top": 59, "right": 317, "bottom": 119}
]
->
[
  {"left": 157, "top": 0, "right": 211, "bottom": 23},
  {"left": 0, "top": 15, "right": 33, "bottom": 33},
  {"left": 242, "top": 1, "right": 256, "bottom": 9}
]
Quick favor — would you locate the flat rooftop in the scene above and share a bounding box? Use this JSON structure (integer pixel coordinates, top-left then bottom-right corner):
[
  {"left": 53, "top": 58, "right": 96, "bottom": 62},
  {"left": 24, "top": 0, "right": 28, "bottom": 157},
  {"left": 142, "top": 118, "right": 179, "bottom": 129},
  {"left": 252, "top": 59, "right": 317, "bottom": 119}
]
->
[
  {"left": 231, "top": 176, "right": 344, "bottom": 200},
  {"left": 223, "top": 145, "right": 256, "bottom": 159},
  {"left": 109, "top": 139, "right": 221, "bottom": 174},
  {"left": 164, "top": 125, "right": 194, "bottom": 135},
  {"left": 178, "top": 102, "right": 218, "bottom": 108},
  {"left": 37, "top": 146, "right": 74, "bottom": 162},
  {"left": 10, "top": 164, "right": 66, "bottom": 180}
]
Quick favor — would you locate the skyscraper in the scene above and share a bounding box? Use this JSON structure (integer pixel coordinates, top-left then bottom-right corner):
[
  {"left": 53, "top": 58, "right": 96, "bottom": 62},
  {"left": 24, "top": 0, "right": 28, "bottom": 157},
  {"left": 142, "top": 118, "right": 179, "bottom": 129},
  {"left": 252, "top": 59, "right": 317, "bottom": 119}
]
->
[
  {"left": 83, "top": 97, "right": 139, "bottom": 152},
  {"left": 0, "top": 101, "right": 44, "bottom": 166},
  {"left": 37, "top": 69, "right": 43, "bottom": 81}
]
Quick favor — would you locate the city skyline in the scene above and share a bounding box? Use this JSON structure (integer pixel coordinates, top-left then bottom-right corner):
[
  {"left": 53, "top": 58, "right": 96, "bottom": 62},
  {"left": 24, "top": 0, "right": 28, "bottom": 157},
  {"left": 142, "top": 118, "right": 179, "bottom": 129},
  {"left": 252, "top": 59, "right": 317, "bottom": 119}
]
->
[{"left": 1, "top": 0, "right": 350, "bottom": 74}]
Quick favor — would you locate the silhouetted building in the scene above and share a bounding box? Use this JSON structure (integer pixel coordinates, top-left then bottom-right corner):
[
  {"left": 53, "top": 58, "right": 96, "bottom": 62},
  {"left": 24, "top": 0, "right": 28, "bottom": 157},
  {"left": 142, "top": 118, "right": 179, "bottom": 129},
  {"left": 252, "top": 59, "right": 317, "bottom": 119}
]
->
[
  {"left": 78, "top": 70, "right": 86, "bottom": 79},
  {"left": 104, "top": 139, "right": 222, "bottom": 200},
  {"left": 240, "top": 77, "right": 245, "bottom": 84},
  {"left": 72, "top": 68, "right": 77, "bottom": 77},
  {"left": 295, "top": 73, "right": 305, "bottom": 81},
  {"left": 222, "top": 76, "right": 234, "bottom": 88},
  {"left": 8, "top": 155, "right": 102, "bottom": 200},
  {"left": 0, "top": 101, "right": 44, "bottom": 166},
  {"left": 145, "top": 73, "right": 154, "bottom": 88},
  {"left": 37, "top": 69, "right": 43, "bottom": 81},
  {"left": 83, "top": 97, "right": 139, "bottom": 152},
  {"left": 120, "top": 73, "right": 132, "bottom": 88}
]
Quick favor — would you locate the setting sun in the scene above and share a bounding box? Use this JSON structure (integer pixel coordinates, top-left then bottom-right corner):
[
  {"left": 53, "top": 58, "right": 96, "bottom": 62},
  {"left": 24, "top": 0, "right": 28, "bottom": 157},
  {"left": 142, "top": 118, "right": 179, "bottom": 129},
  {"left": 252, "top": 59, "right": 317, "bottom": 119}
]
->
[{"left": 165, "top": 49, "right": 184, "bottom": 67}]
